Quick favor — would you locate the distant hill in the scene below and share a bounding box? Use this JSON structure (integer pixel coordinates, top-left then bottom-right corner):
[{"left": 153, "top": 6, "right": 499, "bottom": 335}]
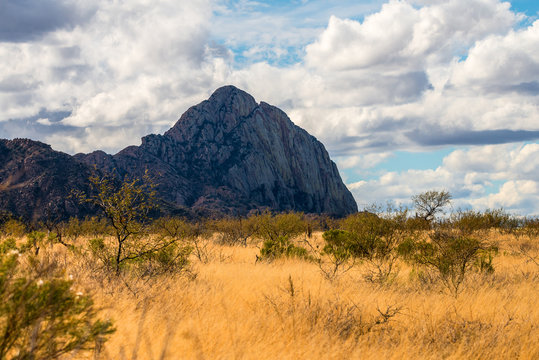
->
[{"left": 1, "top": 86, "right": 357, "bottom": 221}]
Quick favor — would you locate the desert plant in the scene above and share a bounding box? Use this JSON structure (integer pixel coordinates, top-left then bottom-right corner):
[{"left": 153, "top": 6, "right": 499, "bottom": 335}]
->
[
  {"left": 446, "top": 208, "right": 520, "bottom": 236},
  {"left": 212, "top": 217, "right": 257, "bottom": 246},
  {"left": 146, "top": 217, "right": 195, "bottom": 270},
  {"left": 22, "top": 231, "right": 46, "bottom": 256},
  {"left": 251, "top": 212, "right": 310, "bottom": 262},
  {"left": 252, "top": 211, "right": 307, "bottom": 244},
  {"left": 80, "top": 216, "right": 111, "bottom": 238},
  {"left": 0, "top": 244, "right": 114, "bottom": 359}
]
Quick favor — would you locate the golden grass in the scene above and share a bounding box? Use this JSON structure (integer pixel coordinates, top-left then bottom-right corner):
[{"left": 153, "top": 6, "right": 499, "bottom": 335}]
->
[{"left": 36, "top": 232, "right": 539, "bottom": 359}]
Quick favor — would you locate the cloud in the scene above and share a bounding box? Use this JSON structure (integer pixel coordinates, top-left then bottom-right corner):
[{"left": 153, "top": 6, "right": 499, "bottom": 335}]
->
[
  {"left": 1, "top": 0, "right": 535, "bottom": 155},
  {"left": 450, "top": 20, "right": 539, "bottom": 94},
  {"left": 225, "top": 0, "right": 537, "bottom": 158},
  {"left": 0, "top": 0, "right": 229, "bottom": 153},
  {"left": 0, "top": 0, "right": 96, "bottom": 42},
  {"left": 407, "top": 129, "right": 539, "bottom": 146},
  {"left": 305, "top": 0, "right": 517, "bottom": 72}
]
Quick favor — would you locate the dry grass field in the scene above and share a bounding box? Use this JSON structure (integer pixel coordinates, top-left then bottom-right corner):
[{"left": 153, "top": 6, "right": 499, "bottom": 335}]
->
[{"left": 39, "top": 231, "right": 537, "bottom": 360}]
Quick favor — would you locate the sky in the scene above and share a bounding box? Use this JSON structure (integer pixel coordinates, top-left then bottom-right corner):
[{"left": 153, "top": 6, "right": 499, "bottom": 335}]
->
[{"left": 0, "top": 0, "right": 538, "bottom": 214}]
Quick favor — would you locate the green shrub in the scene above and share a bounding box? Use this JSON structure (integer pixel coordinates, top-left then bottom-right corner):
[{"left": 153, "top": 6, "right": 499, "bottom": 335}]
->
[
  {"left": 338, "top": 210, "right": 410, "bottom": 283},
  {"left": 445, "top": 208, "right": 520, "bottom": 236},
  {"left": 322, "top": 230, "right": 355, "bottom": 263},
  {"left": 400, "top": 230, "right": 497, "bottom": 296},
  {"left": 153, "top": 217, "right": 205, "bottom": 264},
  {"left": 138, "top": 242, "right": 192, "bottom": 276},
  {"left": 258, "top": 236, "right": 310, "bottom": 262},
  {"left": 22, "top": 231, "right": 46, "bottom": 255},
  {"left": 252, "top": 211, "right": 307, "bottom": 244},
  {"left": 318, "top": 230, "right": 357, "bottom": 280},
  {"left": 0, "top": 249, "right": 114, "bottom": 358}
]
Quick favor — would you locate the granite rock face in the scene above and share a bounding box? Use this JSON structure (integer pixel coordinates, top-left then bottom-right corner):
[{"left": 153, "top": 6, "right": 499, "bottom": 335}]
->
[{"left": 2, "top": 86, "right": 357, "bottom": 220}]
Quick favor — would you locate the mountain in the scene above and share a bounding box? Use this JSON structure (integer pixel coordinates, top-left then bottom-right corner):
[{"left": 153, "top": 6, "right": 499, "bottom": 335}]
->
[
  {"left": 1, "top": 86, "right": 357, "bottom": 220},
  {"left": 0, "top": 139, "right": 94, "bottom": 222}
]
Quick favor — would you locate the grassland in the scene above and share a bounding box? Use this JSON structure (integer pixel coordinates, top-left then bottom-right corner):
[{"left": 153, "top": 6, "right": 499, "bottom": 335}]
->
[{"left": 39, "top": 230, "right": 538, "bottom": 359}]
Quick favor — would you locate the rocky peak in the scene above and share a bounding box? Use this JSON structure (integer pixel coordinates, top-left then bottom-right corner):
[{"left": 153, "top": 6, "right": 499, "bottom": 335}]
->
[
  {"left": 164, "top": 85, "right": 258, "bottom": 142},
  {"left": 207, "top": 85, "right": 258, "bottom": 117}
]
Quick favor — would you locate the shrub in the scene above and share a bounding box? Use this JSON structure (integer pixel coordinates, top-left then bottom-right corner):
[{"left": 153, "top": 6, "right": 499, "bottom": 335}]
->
[
  {"left": 80, "top": 216, "right": 111, "bottom": 239},
  {"left": 338, "top": 210, "right": 410, "bottom": 283},
  {"left": 86, "top": 217, "right": 195, "bottom": 276},
  {"left": 318, "top": 230, "right": 357, "bottom": 280},
  {"left": 22, "top": 231, "right": 46, "bottom": 256},
  {"left": 252, "top": 211, "right": 307, "bottom": 244},
  {"left": 139, "top": 242, "right": 192, "bottom": 276},
  {"left": 211, "top": 217, "right": 257, "bottom": 246},
  {"left": 258, "top": 236, "right": 310, "bottom": 262},
  {"left": 251, "top": 212, "right": 310, "bottom": 262},
  {"left": 0, "top": 242, "right": 114, "bottom": 358},
  {"left": 399, "top": 229, "right": 497, "bottom": 296},
  {"left": 446, "top": 208, "right": 519, "bottom": 236}
]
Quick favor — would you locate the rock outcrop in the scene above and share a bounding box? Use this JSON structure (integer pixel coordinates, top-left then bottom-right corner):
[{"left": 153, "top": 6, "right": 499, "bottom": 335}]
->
[{"left": 1, "top": 86, "right": 357, "bottom": 220}]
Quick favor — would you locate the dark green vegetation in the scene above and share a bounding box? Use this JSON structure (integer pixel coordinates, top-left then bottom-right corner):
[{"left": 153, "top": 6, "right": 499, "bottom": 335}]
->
[{"left": 1, "top": 182, "right": 539, "bottom": 358}]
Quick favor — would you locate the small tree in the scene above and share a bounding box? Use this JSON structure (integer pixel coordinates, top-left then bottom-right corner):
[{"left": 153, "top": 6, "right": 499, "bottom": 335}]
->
[
  {"left": 412, "top": 190, "right": 452, "bottom": 222},
  {"left": 252, "top": 211, "right": 307, "bottom": 243},
  {"left": 77, "top": 173, "right": 157, "bottom": 274}
]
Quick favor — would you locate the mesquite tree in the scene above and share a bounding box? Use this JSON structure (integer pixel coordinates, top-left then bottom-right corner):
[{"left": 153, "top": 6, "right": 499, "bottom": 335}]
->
[{"left": 77, "top": 172, "right": 157, "bottom": 274}]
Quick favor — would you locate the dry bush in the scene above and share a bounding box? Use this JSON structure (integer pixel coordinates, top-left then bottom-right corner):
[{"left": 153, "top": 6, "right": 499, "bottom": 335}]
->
[
  {"left": 211, "top": 217, "right": 257, "bottom": 246},
  {"left": 262, "top": 275, "right": 402, "bottom": 341}
]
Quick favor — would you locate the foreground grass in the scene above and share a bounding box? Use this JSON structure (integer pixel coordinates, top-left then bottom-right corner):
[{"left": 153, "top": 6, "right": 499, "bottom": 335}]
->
[{"left": 43, "top": 231, "right": 536, "bottom": 360}]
